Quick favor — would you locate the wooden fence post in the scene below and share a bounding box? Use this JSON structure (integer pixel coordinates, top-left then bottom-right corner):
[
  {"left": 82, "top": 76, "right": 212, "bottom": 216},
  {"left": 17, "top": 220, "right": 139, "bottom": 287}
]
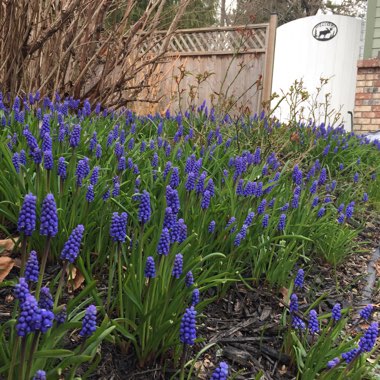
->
[{"left": 263, "top": 13, "right": 278, "bottom": 108}]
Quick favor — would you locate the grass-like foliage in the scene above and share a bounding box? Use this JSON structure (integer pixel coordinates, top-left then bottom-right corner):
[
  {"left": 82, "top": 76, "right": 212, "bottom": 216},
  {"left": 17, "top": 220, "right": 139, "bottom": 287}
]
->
[{"left": 0, "top": 93, "right": 379, "bottom": 378}]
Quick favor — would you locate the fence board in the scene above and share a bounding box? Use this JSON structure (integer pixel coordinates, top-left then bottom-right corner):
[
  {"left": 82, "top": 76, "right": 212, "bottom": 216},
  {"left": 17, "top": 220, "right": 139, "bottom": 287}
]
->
[{"left": 131, "top": 19, "right": 276, "bottom": 116}]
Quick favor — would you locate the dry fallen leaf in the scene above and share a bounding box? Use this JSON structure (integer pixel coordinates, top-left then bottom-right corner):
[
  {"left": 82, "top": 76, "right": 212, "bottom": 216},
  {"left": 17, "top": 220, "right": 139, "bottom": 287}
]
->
[
  {"left": 0, "top": 238, "right": 18, "bottom": 253},
  {"left": 375, "top": 259, "right": 380, "bottom": 276},
  {"left": 279, "top": 286, "right": 289, "bottom": 307},
  {"left": 0, "top": 257, "right": 15, "bottom": 282},
  {"left": 66, "top": 266, "right": 85, "bottom": 292}
]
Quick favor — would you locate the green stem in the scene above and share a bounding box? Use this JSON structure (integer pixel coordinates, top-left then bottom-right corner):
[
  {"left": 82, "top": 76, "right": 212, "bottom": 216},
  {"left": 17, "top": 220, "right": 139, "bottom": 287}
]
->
[
  {"left": 179, "top": 344, "right": 188, "bottom": 380},
  {"left": 20, "top": 235, "right": 28, "bottom": 277},
  {"left": 36, "top": 237, "right": 51, "bottom": 299},
  {"left": 117, "top": 242, "right": 124, "bottom": 319},
  {"left": 18, "top": 337, "right": 27, "bottom": 380},
  {"left": 24, "top": 332, "right": 41, "bottom": 380},
  {"left": 54, "top": 262, "right": 67, "bottom": 309},
  {"left": 7, "top": 337, "right": 20, "bottom": 380}
]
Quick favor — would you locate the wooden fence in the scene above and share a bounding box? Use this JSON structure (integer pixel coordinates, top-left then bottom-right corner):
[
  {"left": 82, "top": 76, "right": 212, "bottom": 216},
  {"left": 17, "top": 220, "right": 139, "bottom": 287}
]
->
[{"left": 132, "top": 15, "right": 277, "bottom": 115}]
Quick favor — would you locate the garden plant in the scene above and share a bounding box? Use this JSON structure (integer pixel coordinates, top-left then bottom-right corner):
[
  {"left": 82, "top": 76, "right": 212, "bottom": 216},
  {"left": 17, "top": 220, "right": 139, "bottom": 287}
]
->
[{"left": 0, "top": 92, "right": 379, "bottom": 379}]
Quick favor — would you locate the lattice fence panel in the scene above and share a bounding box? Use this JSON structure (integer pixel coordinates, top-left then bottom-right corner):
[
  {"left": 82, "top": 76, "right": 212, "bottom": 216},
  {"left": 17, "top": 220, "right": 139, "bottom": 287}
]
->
[{"left": 141, "top": 25, "right": 268, "bottom": 56}]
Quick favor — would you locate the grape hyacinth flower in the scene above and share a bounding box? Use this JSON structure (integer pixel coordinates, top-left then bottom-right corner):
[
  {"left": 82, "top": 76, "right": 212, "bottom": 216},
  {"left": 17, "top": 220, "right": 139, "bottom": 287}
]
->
[
  {"left": 60, "top": 224, "right": 85, "bottom": 263},
  {"left": 318, "top": 168, "right": 327, "bottom": 186},
  {"left": 363, "top": 193, "right": 368, "bottom": 202},
  {"left": 14, "top": 277, "right": 30, "bottom": 303},
  {"left": 359, "top": 304, "right": 373, "bottom": 320},
  {"left": 289, "top": 294, "right": 299, "bottom": 313},
  {"left": 19, "top": 150, "right": 27, "bottom": 165},
  {"left": 225, "top": 217, "right": 236, "bottom": 232},
  {"left": 96, "top": 144, "right": 102, "bottom": 159},
  {"left": 311, "top": 197, "right": 319, "bottom": 208},
  {"left": 55, "top": 306, "right": 67, "bottom": 325},
  {"left": 163, "top": 207, "right": 176, "bottom": 230},
  {"left": 32, "top": 370, "right": 46, "bottom": 380},
  {"left": 332, "top": 303, "right": 341, "bottom": 322},
  {"left": 90, "top": 166, "right": 100, "bottom": 185},
  {"left": 38, "top": 287, "right": 54, "bottom": 311},
  {"left": 196, "top": 172, "right": 207, "bottom": 195},
  {"left": 18, "top": 193, "right": 37, "bottom": 236},
  {"left": 12, "top": 152, "right": 20, "bottom": 173},
  {"left": 86, "top": 184, "right": 94, "bottom": 202},
  {"left": 353, "top": 172, "right": 359, "bottom": 183},
  {"left": 40, "top": 194, "right": 58, "bottom": 237},
  {"left": 157, "top": 228, "right": 170, "bottom": 256},
  {"left": 191, "top": 288, "right": 200, "bottom": 306},
  {"left": 337, "top": 213, "right": 345, "bottom": 224},
  {"left": 327, "top": 358, "right": 340, "bottom": 369},
  {"left": 138, "top": 190, "right": 151, "bottom": 224},
  {"left": 244, "top": 212, "right": 255, "bottom": 226},
  {"left": 69, "top": 124, "right": 81, "bottom": 148},
  {"left": 308, "top": 309, "right": 319, "bottom": 334},
  {"left": 280, "top": 203, "right": 289, "bottom": 212},
  {"left": 201, "top": 190, "right": 211, "bottom": 210},
  {"left": 294, "top": 269, "right": 304, "bottom": 289},
  {"left": 257, "top": 199, "right": 267, "bottom": 215},
  {"left": 43, "top": 150, "right": 53, "bottom": 170},
  {"left": 58, "top": 157, "right": 67, "bottom": 180},
  {"left": 208, "top": 220, "right": 216, "bottom": 233},
  {"left": 277, "top": 214, "right": 286, "bottom": 231},
  {"left": 166, "top": 186, "right": 180, "bottom": 214},
  {"left": 79, "top": 305, "right": 97, "bottom": 337},
  {"left": 317, "top": 207, "right": 326, "bottom": 218},
  {"left": 185, "top": 271, "right": 194, "bottom": 287},
  {"left": 172, "top": 254, "right": 183, "bottom": 279},
  {"left": 170, "top": 167, "right": 180, "bottom": 189},
  {"left": 25, "top": 251, "right": 39, "bottom": 282},
  {"left": 110, "top": 213, "right": 128, "bottom": 243},
  {"left": 206, "top": 179, "right": 215, "bottom": 197},
  {"left": 345, "top": 204, "right": 354, "bottom": 219},
  {"left": 118, "top": 156, "right": 126, "bottom": 172},
  {"left": 185, "top": 172, "right": 196, "bottom": 191},
  {"left": 262, "top": 214, "right": 269, "bottom": 228},
  {"left": 210, "top": 362, "right": 229, "bottom": 380},
  {"left": 292, "top": 315, "right": 306, "bottom": 330},
  {"left": 358, "top": 322, "right": 379, "bottom": 353},
  {"left": 16, "top": 294, "right": 54, "bottom": 336},
  {"left": 144, "top": 256, "right": 156, "bottom": 279},
  {"left": 309, "top": 180, "right": 318, "bottom": 194},
  {"left": 180, "top": 306, "right": 197, "bottom": 345},
  {"left": 342, "top": 348, "right": 360, "bottom": 363}
]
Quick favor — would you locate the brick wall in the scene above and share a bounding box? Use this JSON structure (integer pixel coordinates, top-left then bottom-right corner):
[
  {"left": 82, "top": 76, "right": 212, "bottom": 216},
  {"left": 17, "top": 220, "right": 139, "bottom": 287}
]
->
[{"left": 354, "top": 59, "right": 380, "bottom": 133}]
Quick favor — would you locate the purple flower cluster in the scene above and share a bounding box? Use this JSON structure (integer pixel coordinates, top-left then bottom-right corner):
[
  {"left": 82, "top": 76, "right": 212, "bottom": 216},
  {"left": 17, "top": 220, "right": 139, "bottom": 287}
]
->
[
  {"left": 18, "top": 193, "right": 37, "bottom": 236},
  {"left": 60, "top": 224, "right": 85, "bottom": 263},
  {"left": 79, "top": 305, "right": 97, "bottom": 337},
  {"left": 180, "top": 306, "right": 197, "bottom": 345},
  {"left": 144, "top": 256, "right": 156, "bottom": 278},
  {"left": 25, "top": 251, "right": 39, "bottom": 282},
  {"left": 40, "top": 194, "right": 58, "bottom": 237},
  {"left": 110, "top": 212, "right": 128, "bottom": 243},
  {"left": 210, "top": 362, "right": 229, "bottom": 380},
  {"left": 138, "top": 190, "right": 151, "bottom": 224}
]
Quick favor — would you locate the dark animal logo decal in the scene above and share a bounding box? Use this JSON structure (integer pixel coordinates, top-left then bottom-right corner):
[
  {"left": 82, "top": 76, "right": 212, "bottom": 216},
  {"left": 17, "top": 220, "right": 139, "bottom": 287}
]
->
[{"left": 312, "top": 22, "right": 338, "bottom": 41}]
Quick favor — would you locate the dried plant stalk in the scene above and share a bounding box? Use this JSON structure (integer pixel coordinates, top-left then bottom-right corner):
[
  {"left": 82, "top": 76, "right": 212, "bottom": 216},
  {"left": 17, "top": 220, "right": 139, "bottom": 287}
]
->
[{"left": 0, "top": 0, "right": 190, "bottom": 108}]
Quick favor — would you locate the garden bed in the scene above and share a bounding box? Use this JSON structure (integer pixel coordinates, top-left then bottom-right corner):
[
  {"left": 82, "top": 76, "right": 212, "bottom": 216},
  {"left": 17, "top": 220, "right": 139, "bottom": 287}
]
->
[{"left": 0, "top": 96, "right": 379, "bottom": 379}]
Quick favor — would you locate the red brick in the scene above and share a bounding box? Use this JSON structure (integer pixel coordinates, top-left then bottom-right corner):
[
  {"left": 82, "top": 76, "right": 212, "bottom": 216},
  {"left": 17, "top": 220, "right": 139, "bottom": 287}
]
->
[
  {"left": 365, "top": 74, "right": 380, "bottom": 80},
  {"left": 358, "top": 59, "right": 380, "bottom": 68},
  {"left": 356, "top": 80, "right": 366, "bottom": 87},
  {"left": 356, "top": 118, "right": 371, "bottom": 124},
  {"left": 362, "top": 112, "right": 377, "bottom": 118},
  {"left": 355, "top": 105, "right": 371, "bottom": 112},
  {"left": 356, "top": 93, "right": 372, "bottom": 99}
]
